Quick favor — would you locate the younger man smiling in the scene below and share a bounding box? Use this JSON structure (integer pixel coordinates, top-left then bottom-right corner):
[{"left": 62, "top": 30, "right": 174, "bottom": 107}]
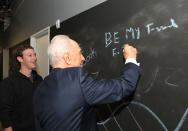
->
[{"left": 0, "top": 45, "right": 43, "bottom": 131}]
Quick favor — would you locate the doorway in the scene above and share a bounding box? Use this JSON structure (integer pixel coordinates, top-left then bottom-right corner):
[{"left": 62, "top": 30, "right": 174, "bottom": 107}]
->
[{"left": 30, "top": 27, "right": 50, "bottom": 78}]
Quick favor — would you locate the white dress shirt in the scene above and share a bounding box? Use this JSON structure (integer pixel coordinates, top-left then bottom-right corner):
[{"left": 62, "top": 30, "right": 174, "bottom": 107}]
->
[{"left": 125, "top": 58, "right": 140, "bottom": 66}]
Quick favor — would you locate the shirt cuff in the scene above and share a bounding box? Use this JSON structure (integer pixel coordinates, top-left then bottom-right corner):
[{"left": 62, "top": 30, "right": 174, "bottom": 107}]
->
[{"left": 125, "top": 58, "right": 140, "bottom": 66}]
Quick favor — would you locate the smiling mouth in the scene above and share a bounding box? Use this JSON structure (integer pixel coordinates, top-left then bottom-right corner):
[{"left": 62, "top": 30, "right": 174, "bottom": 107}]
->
[{"left": 32, "top": 62, "right": 37, "bottom": 65}]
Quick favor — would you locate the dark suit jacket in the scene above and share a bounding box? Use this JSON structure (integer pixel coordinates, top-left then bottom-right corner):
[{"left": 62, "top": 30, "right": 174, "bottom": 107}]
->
[{"left": 33, "top": 63, "right": 141, "bottom": 131}]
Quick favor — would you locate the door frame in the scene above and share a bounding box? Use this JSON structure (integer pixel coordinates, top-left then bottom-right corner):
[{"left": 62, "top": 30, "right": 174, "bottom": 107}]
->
[{"left": 30, "top": 26, "right": 50, "bottom": 76}]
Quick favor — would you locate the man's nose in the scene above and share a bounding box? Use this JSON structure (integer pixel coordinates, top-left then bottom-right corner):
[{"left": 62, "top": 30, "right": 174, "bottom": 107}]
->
[{"left": 33, "top": 55, "right": 37, "bottom": 61}]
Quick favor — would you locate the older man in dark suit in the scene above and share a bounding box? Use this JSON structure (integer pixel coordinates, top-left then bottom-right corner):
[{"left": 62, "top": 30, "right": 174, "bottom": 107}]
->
[{"left": 33, "top": 35, "right": 141, "bottom": 131}]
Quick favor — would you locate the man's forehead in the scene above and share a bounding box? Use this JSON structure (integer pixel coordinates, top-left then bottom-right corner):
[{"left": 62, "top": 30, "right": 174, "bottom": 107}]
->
[
  {"left": 22, "top": 48, "right": 35, "bottom": 54},
  {"left": 71, "top": 39, "right": 80, "bottom": 49}
]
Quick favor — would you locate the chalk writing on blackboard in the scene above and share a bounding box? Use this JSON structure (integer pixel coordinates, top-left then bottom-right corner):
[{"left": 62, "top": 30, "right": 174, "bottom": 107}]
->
[
  {"left": 142, "top": 66, "right": 159, "bottom": 93},
  {"left": 97, "top": 101, "right": 188, "bottom": 131},
  {"left": 104, "top": 18, "right": 179, "bottom": 57},
  {"left": 83, "top": 48, "right": 97, "bottom": 66},
  {"left": 146, "top": 18, "right": 178, "bottom": 35},
  {"left": 125, "top": 27, "right": 141, "bottom": 40},
  {"left": 164, "top": 68, "right": 182, "bottom": 87}
]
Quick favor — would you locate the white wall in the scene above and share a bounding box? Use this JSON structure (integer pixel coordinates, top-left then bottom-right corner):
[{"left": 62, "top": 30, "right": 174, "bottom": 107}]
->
[{"left": 3, "top": 0, "right": 107, "bottom": 48}]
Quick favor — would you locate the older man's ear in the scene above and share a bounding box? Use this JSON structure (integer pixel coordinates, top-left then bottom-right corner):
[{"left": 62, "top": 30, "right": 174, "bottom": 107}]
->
[{"left": 63, "top": 53, "right": 71, "bottom": 65}]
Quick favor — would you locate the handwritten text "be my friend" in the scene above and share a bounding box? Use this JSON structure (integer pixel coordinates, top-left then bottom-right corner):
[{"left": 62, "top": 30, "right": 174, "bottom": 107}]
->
[{"left": 104, "top": 18, "right": 179, "bottom": 56}]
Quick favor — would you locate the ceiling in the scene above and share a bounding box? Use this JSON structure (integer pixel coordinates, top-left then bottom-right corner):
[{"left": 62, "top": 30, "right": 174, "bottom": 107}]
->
[{"left": 0, "top": 0, "right": 16, "bottom": 32}]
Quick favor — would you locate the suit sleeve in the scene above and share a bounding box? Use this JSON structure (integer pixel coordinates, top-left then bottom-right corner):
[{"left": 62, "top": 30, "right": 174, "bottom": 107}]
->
[
  {"left": 80, "top": 63, "right": 141, "bottom": 105},
  {"left": 0, "top": 78, "right": 14, "bottom": 128}
]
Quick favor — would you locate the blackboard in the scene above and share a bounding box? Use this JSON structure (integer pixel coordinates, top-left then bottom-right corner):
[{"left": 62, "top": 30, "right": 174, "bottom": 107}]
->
[{"left": 50, "top": 0, "right": 188, "bottom": 130}]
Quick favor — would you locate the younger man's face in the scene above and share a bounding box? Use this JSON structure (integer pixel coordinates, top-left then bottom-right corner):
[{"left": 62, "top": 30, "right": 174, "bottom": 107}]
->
[{"left": 20, "top": 48, "right": 37, "bottom": 70}]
